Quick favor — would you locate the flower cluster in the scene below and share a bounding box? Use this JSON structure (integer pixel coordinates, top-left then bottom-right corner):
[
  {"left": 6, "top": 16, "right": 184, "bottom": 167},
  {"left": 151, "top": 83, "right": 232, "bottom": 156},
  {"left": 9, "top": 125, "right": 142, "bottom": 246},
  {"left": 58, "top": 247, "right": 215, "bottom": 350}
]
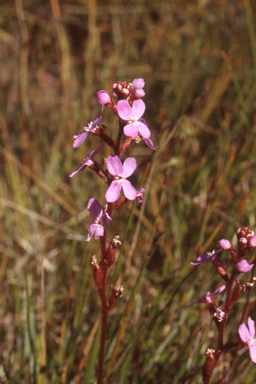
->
[
  {"left": 70, "top": 78, "right": 156, "bottom": 241},
  {"left": 189, "top": 226, "right": 256, "bottom": 381}
]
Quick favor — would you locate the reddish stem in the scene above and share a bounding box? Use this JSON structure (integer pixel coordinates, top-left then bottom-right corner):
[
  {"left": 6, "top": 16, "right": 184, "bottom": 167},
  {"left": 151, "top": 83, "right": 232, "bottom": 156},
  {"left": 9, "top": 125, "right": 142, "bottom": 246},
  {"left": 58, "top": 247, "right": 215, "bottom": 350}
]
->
[{"left": 97, "top": 272, "right": 108, "bottom": 384}]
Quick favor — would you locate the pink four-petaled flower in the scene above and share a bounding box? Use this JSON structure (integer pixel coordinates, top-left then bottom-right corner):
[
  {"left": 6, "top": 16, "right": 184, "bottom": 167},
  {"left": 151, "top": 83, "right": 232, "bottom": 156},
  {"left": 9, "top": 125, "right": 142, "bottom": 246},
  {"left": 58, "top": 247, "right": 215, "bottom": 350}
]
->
[
  {"left": 238, "top": 317, "right": 256, "bottom": 363},
  {"left": 86, "top": 198, "right": 112, "bottom": 242},
  {"left": 105, "top": 155, "right": 137, "bottom": 202},
  {"left": 116, "top": 99, "right": 151, "bottom": 139}
]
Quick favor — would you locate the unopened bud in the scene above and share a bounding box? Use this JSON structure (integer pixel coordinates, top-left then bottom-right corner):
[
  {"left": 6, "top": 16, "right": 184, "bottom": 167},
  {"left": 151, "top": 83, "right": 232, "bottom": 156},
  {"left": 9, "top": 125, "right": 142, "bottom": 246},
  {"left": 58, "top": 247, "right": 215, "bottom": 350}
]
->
[
  {"left": 218, "top": 239, "right": 232, "bottom": 250},
  {"left": 238, "top": 237, "right": 247, "bottom": 249},
  {"left": 134, "top": 89, "right": 145, "bottom": 98},
  {"left": 97, "top": 90, "right": 111, "bottom": 105},
  {"left": 249, "top": 237, "right": 256, "bottom": 248}
]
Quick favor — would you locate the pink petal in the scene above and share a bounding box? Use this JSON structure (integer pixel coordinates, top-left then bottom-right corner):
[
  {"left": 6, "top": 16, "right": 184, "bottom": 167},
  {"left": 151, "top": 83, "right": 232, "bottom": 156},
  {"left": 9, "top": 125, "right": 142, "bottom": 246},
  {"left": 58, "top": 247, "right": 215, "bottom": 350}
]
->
[
  {"left": 87, "top": 198, "right": 102, "bottom": 219},
  {"left": 106, "top": 155, "right": 123, "bottom": 176},
  {"left": 122, "top": 180, "right": 137, "bottom": 200},
  {"left": 73, "top": 131, "right": 88, "bottom": 148},
  {"left": 116, "top": 100, "right": 133, "bottom": 120},
  {"left": 137, "top": 121, "right": 151, "bottom": 138},
  {"left": 132, "top": 99, "right": 145, "bottom": 119},
  {"left": 105, "top": 181, "right": 122, "bottom": 202},
  {"left": 239, "top": 323, "right": 250, "bottom": 342},
  {"left": 249, "top": 343, "right": 256, "bottom": 363},
  {"left": 95, "top": 225, "right": 104, "bottom": 239},
  {"left": 101, "top": 212, "right": 112, "bottom": 225},
  {"left": 211, "top": 285, "right": 226, "bottom": 296},
  {"left": 132, "top": 78, "right": 145, "bottom": 91},
  {"left": 86, "top": 224, "right": 97, "bottom": 241},
  {"left": 122, "top": 157, "right": 137, "bottom": 178},
  {"left": 123, "top": 123, "right": 139, "bottom": 137},
  {"left": 248, "top": 317, "right": 255, "bottom": 338},
  {"left": 144, "top": 138, "right": 156, "bottom": 150}
]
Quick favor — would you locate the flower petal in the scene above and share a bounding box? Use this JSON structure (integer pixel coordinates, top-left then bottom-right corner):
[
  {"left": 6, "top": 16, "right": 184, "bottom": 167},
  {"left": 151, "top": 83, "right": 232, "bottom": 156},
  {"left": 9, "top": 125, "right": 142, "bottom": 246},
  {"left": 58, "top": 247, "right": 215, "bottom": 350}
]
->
[
  {"left": 91, "top": 105, "right": 104, "bottom": 129},
  {"left": 101, "top": 212, "right": 112, "bottom": 225},
  {"left": 124, "top": 123, "right": 139, "bottom": 137},
  {"left": 236, "top": 260, "right": 254, "bottom": 273},
  {"left": 249, "top": 343, "right": 256, "bottom": 363},
  {"left": 73, "top": 131, "right": 88, "bottom": 148},
  {"left": 144, "top": 138, "right": 156, "bottom": 150},
  {"left": 132, "top": 99, "right": 146, "bottom": 119},
  {"left": 239, "top": 323, "right": 250, "bottom": 342},
  {"left": 248, "top": 317, "right": 255, "bottom": 338},
  {"left": 106, "top": 155, "right": 123, "bottom": 176},
  {"left": 94, "top": 225, "right": 104, "bottom": 239},
  {"left": 69, "top": 162, "right": 89, "bottom": 177},
  {"left": 132, "top": 78, "right": 145, "bottom": 91},
  {"left": 122, "top": 180, "right": 137, "bottom": 200},
  {"left": 211, "top": 285, "right": 226, "bottom": 296},
  {"left": 137, "top": 121, "right": 151, "bottom": 138},
  {"left": 105, "top": 181, "right": 122, "bottom": 202},
  {"left": 122, "top": 157, "right": 137, "bottom": 178},
  {"left": 87, "top": 198, "right": 102, "bottom": 219},
  {"left": 88, "top": 143, "right": 106, "bottom": 160},
  {"left": 86, "top": 224, "right": 97, "bottom": 242},
  {"left": 117, "top": 100, "right": 133, "bottom": 120}
]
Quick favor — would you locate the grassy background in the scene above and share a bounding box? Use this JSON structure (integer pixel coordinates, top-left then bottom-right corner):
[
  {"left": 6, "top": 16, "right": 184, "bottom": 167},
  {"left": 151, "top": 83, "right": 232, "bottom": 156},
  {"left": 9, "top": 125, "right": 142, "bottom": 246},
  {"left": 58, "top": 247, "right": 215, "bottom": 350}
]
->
[{"left": 1, "top": 0, "right": 256, "bottom": 383}]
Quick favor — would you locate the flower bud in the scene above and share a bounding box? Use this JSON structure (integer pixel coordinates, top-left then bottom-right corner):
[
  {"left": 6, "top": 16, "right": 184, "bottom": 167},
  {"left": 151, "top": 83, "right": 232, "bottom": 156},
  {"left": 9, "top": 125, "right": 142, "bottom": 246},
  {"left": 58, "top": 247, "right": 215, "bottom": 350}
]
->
[
  {"left": 249, "top": 237, "right": 256, "bottom": 248},
  {"left": 134, "top": 89, "right": 146, "bottom": 98},
  {"left": 238, "top": 237, "right": 247, "bottom": 249},
  {"left": 218, "top": 239, "right": 232, "bottom": 250},
  {"left": 97, "top": 90, "right": 111, "bottom": 105}
]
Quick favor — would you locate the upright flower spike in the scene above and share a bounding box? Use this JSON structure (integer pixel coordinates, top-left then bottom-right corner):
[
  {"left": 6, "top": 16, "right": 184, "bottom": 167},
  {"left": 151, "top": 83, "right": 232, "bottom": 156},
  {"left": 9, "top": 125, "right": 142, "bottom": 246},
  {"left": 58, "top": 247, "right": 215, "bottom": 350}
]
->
[
  {"left": 86, "top": 198, "right": 112, "bottom": 242},
  {"left": 187, "top": 285, "right": 226, "bottom": 307},
  {"left": 105, "top": 155, "right": 137, "bottom": 202},
  {"left": 116, "top": 99, "right": 151, "bottom": 139},
  {"left": 190, "top": 249, "right": 222, "bottom": 266},
  {"left": 73, "top": 105, "right": 103, "bottom": 148},
  {"left": 238, "top": 317, "right": 256, "bottom": 363},
  {"left": 69, "top": 143, "right": 105, "bottom": 177}
]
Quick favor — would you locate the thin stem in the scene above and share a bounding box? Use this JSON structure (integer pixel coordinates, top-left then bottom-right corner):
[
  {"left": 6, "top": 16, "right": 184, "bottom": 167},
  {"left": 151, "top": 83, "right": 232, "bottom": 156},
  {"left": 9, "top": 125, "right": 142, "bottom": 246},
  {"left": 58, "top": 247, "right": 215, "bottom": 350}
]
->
[{"left": 97, "top": 277, "right": 108, "bottom": 384}]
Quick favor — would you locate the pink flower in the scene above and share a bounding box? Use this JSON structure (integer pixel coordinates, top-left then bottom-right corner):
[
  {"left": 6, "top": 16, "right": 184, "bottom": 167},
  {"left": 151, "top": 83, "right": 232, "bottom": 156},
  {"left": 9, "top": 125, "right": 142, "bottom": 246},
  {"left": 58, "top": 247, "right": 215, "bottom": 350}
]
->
[
  {"left": 86, "top": 198, "right": 112, "bottom": 241},
  {"left": 187, "top": 285, "right": 226, "bottom": 307},
  {"left": 97, "top": 90, "right": 111, "bottom": 105},
  {"left": 236, "top": 259, "right": 254, "bottom": 273},
  {"left": 116, "top": 99, "right": 151, "bottom": 139},
  {"left": 105, "top": 155, "right": 137, "bottom": 202},
  {"left": 238, "top": 317, "right": 256, "bottom": 363},
  {"left": 69, "top": 143, "right": 105, "bottom": 177},
  {"left": 190, "top": 249, "right": 222, "bottom": 266},
  {"left": 73, "top": 106, "right": 103, "bottom": 148}
]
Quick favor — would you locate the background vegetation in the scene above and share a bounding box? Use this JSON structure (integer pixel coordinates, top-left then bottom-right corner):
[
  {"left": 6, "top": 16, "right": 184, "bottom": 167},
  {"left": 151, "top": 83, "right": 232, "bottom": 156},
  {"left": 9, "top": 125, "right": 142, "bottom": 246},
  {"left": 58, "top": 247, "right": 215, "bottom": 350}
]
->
[{"left": 1, "top": 0, "right": 256, "bottom": 382}]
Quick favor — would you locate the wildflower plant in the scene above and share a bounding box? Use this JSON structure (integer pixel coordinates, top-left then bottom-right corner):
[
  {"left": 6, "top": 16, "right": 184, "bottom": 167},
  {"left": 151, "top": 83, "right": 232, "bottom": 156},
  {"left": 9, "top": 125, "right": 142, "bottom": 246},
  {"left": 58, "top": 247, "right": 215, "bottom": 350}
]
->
[
  {"left": 70, "top": 79, "right": 155, "bottom": 383},
  {"left": 189, "top": 227, "right": 256, "bottom": 383}
]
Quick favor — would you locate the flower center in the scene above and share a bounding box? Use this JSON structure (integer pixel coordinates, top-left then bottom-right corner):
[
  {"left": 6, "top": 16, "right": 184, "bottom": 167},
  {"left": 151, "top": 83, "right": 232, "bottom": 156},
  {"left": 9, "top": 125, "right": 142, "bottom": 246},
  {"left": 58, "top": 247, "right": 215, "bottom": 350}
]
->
[
  {"left": 113, "top": 175, "right": 124, "bottom": 182},
  {"left": 129, "top": 117, "right": 138, "bottom": 125},
  {"left": 248, "top": 337, "right": 255, "bottom": 346},
  {"left": 85, "top": 121, "right": 93, "bottom": 131}
]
